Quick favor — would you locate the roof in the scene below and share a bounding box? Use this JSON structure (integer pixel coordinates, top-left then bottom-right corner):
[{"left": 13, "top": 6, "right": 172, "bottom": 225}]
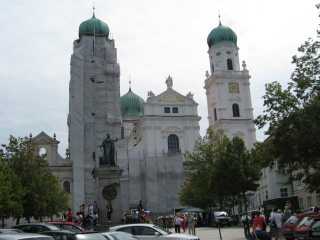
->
[
  {"left": 79, "top": 14, "right": 109, "bottom": 38},
  {"left": 207, "top": 22, "right": 237, "bottom": 47},
  {"left": 120, "top": 88, "right": 144, "bottom": 119}
]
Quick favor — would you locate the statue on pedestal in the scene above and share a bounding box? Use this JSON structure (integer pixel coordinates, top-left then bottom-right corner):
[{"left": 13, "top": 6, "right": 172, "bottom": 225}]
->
[{"left": 100, "top": 134, "right": 117, "bottom": 166}]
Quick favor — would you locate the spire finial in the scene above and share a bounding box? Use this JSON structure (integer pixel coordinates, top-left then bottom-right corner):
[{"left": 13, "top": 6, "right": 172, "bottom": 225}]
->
[
  {"left": 218, "top": 11, "right": 222, "bottom": 25},
  {"left": 92, "top": 2, "right": 96, "bottom": 17},
  {"left": 129, "top": 75, "right": 132, "bottom": 91}
]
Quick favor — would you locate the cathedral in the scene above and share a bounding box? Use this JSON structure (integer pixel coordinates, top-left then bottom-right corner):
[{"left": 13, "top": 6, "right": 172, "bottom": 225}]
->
[{"left": 32, "top": 12, "right": 255, "bottom": 222}]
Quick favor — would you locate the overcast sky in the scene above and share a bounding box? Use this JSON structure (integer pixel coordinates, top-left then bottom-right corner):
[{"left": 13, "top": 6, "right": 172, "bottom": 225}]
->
[{"left": 0, "top": 0, "right": 318, "bottom": 155}]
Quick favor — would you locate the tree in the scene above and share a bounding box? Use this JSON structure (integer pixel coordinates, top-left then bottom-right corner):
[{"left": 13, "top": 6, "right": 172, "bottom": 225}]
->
[
  {"left": 0, "top": 154, "right": 24, "bottom": 227},
  {"left": 1, "top": 135, "right": 69, "bottom": 222},
  {"left": 256, "top": 4, "right": 320, "bottom": 192},
  {"left": 180, "top": 129, "right": 261, "bottom": 211}
]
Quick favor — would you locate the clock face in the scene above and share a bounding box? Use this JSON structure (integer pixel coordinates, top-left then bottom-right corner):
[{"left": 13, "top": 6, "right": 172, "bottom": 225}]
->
[{"left": 228, "top": 82, "right": 240, "bottom": 94}]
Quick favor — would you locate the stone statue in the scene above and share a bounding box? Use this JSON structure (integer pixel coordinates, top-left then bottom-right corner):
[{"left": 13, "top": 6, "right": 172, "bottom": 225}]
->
[
  {"left": 100, "top": 134, "right": 117, "bottom": 166},
  {"left": 242, "top": 60, "right": 247, "bottom": 70},
  {"left": 165, "top": 75, "right": 173, "bottom": 89},
  {"left": 205, "top": 70, "right": 210, "bottom": 78}
]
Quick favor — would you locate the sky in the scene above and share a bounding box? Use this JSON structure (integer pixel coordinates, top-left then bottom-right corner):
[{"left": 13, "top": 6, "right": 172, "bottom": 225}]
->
[{"left": 0, "top": 0, "right": 318, "bottom": 156}]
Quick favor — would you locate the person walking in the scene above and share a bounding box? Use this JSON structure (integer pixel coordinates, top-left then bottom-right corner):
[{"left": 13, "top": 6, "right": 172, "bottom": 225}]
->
[
  {"left": 174, "top": 215, "right": 182, "bottom": 233},
  {"left": 270, "top": 209, "right": 283, "bottom": 240},
  {"left": 66, "top": 208, "right": 73, "bottom": 222},
  {"left": 252, "top": 211, "right": 270, "bottom": 240},
  {"left": 241, "top": 214, "right": 251, "bottom": 238},
  {"left": 182, "top": 214, "right": 187, "bottom": 233},
  {"left": 187, "top": 214, "right": 196, "bottom": 235}
]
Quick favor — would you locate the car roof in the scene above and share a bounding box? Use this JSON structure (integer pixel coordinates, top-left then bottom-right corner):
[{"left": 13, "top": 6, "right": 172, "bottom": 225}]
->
[
  {"left": 48, "top": 221, "right": 74, "bottom": 224},
  {"left": 15, "top": 223, "right": 57, "bottom": 227},
  {"left": 110, "top": 224, "right": 155, "bottom": 229},
  {"left": 42, "top": 230, "right": 75, "bottom": 234},
  {"left": 0, "top": 233, "right": 53, "bottom": 240}
]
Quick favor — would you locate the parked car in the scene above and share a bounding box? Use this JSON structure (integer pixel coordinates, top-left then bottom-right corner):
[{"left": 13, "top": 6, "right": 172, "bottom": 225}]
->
[
  {"left": 213, "top": 211, "right": 232, "bottom": 226},
  {"left": 48, "top": 222, "right": 85, "bottom": 233},
  {"left": 0, "top": 233, "right": 54, "bottom": 240},
  {"left": 0, "top": 229, "right": 23, "bottom": 234},
  {"left": 42, "top": 230, "right": 76, "bottom": 240},
  {"left": 13, "top": 223, "right": 60, "bottom": 233},
  {"left": 293, "top": 215, "right": 320, "bottom": 240},
  {"left": 110, "top": 224, "right": 199, "bottom": 240}
]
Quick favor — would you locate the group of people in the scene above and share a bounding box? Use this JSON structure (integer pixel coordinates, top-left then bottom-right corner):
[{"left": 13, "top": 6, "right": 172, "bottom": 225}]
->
[
  {"left": 173, "top": 214, "right": 197, "bottom": 235},
  {"left": 122, "top": 201, "right": 152, "bottom": 224},
  {"left": 63, "top": 201, "right": 99, "bottom": 229},
  {"left": 242, "top": 207, "right": 292, "bottom": 240}
]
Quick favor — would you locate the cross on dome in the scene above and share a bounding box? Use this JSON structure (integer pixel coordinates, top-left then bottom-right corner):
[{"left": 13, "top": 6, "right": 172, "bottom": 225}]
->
[{"left": 92, "top": 3, "right": 96, "bottom": 17}]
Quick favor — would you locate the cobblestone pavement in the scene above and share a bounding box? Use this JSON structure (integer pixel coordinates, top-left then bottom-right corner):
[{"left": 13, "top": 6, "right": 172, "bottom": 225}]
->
[{"left": 194, "top": 227, "right": 245, "bottom": 240}]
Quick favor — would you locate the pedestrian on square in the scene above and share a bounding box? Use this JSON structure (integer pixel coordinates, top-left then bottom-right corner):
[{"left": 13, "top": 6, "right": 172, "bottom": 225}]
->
[
  {"left": 66, "top": 208, "right": 73, "bottom": 222},
  {"left": 270, "top": 209, "right": 283, "bottom": 240},
  {"left": 188, "top": 214, "right": 194, "bottom": 235},
  {"left": 252, "top": 211, "right": 270, "bottom": 240},
  {"left": 174, "top": 214, "right": 182, "bottom": 233},
  {"left": 241, "top": 214, "right": 251, "bottom": 238},
  {"left": 182, "top": 214, "right": 187, "bottom": 233}
]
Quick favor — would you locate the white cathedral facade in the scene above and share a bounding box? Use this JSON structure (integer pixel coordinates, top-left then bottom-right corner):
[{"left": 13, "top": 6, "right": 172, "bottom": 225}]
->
[{"left": 32, "top": 13, "right": 257, "bottom": 222}]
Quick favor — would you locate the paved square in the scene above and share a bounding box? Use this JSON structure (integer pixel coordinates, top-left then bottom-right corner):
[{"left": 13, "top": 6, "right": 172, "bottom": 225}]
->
[{"left": 195, "top": 227, "right": 245, "bottom": 240}]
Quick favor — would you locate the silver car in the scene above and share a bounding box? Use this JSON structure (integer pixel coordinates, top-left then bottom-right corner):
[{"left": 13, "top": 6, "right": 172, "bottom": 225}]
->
[
  {"left": 0, "top": 233, "right": 54, "bottom": 240},
  {"left": 110, "top": 224, "right": 199, "bottom": 240}
]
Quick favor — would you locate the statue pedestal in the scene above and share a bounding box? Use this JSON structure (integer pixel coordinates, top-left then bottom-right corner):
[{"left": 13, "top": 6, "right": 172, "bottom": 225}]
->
[{"left": 95, "top": 167, "right": 122, "bottom": 225}]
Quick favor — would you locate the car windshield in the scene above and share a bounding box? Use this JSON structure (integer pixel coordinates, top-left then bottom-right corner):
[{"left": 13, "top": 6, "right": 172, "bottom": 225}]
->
[
  {"left": 298, "top": 217, "right": 314, "bottom": 227},
  {"left": 286, "top": 216, "right": 299, "bottom": 224},
  {"left": 215, "top": 212, "right": 227, "bottom": 217},
  {"left": 151, "top": 225, "right": 170, "bottom": 235}
]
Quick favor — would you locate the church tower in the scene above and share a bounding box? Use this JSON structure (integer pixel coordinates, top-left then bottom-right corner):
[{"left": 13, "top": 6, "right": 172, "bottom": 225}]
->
[
  {"left": 68, "top": 12, "right": 122, "bottom": 210},
  {"left": 204, "top": 20, "right": 256, "bottom": 147}
]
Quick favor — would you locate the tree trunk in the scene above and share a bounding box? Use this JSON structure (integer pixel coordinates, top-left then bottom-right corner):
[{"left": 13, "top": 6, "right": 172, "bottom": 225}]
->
[
  {"left": 1, "top": 216, "right": 5, "bottom": 228},
  {"left": 243, "top": 192, "right": 248, "bottom": 214}
]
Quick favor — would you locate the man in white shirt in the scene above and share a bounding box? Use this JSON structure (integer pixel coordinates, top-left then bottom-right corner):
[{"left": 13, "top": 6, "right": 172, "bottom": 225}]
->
[{"left": 270, "top": 209, "right": 283, "bottom": 240}]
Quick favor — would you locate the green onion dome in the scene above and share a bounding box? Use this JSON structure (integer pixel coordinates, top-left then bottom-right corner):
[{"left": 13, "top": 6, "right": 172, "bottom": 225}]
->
[
  {"left": 120, "top": 88, "right": 144, "bottom": 118},
  {"left": 207, "top": 22, "right": 237, "bottom": 48},
  {"left": 79, "top": 14, "right": 109, "bottom": 38}
]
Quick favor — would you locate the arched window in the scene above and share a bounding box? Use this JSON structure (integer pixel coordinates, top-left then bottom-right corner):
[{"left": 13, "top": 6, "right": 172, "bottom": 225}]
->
[
  {"left": 63, "top": 181, "right": 71, "bottom": 193},
  {"left": 232, "top": 103, "right": 240, "bottom": 117},
  {"left": 168, "top": 134, "right": 180, "bottom": 154},
  {"left": 227, "top": 58, "right": 233, "bottom": 70}
]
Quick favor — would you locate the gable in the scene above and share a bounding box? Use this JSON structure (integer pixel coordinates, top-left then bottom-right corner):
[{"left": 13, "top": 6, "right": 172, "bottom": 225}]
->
[{"left": 148, "top": 88, "right": 196, "bottom": 105}]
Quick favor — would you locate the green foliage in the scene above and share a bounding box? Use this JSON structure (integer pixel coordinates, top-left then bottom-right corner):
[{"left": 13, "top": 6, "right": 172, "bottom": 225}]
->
[
  {"left": 180, "top": 129, "right": 261, "bottom": 210},
  {"left": 0, "top": 135, "right": 68, "bottom": 221},
  {"left": 0, "top": 155, "right": 24, "bottom": 221},
  {"left": 256, "top": 5, "right": 320, "bottom": 192}
]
